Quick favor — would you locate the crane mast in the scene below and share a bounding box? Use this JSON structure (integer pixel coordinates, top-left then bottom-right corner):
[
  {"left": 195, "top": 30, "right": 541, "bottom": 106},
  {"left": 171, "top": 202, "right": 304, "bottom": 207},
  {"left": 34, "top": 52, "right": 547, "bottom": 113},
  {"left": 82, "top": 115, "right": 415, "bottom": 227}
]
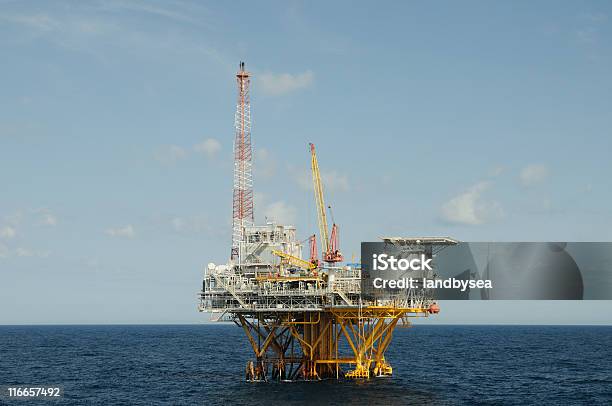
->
[
  {"left": 309, "top": 143, "right": 343, "bottom": 264},
  {"left": 310, "top": 143, "right": 330, "bottom": 255}
]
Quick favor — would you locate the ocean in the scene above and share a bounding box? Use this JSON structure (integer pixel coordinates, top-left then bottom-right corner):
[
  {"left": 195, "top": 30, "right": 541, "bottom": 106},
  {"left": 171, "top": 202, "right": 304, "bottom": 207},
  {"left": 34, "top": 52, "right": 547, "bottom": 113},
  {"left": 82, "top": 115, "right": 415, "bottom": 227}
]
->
[{"left": 0, "top": 325, "right": 610, "bottom": 405}]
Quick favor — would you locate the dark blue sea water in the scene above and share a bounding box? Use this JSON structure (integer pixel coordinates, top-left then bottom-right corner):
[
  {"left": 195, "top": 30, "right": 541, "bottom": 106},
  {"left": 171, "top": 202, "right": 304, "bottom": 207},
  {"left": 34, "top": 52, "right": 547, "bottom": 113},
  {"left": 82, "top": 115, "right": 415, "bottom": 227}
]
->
[{"left": 0, "top": 325, "right": 611, "bottom": 405}]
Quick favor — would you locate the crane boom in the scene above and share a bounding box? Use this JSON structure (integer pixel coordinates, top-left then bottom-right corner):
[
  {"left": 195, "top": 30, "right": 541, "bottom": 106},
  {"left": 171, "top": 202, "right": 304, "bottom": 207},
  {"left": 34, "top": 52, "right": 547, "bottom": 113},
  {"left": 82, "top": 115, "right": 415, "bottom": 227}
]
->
[
  {"left": 310, "top": 143, "right": 330, "bottom": 254},
  {"left": 271, "top": 249, "right": 316, "bottom": 271}
]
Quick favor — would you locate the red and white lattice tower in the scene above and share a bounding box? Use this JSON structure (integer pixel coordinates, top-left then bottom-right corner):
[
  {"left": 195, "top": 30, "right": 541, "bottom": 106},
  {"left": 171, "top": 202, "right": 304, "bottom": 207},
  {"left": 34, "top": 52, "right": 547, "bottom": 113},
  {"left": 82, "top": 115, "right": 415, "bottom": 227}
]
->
[{"left": 230, "top": 62, "right": 253, "bottom": 260}]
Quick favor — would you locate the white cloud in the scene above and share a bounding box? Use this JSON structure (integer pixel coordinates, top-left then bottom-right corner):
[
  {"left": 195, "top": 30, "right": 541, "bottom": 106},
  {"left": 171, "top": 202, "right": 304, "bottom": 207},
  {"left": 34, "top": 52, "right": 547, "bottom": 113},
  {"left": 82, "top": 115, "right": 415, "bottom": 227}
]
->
[
  {"left": 583, "top": 12, "right": 608, "bottom": 23},
  {"left": 155, "top": 145, "right": 187, "bottom": 164},
  {"left": 35, "top": 208, "right": 57, "bottom": 226},
  {"left": 106, "top": 224, "right": 135, "bottom": 238},
  {"left": 0, "top": 226, "right": 16, "bottom": 239},
  {"left": 576, "top": 27, "right": 597, "bottom": 44},
  {"left": 259, "top": 71, "right": 314, "bottom": 96},
  {"left": 0, "top": 244, "right": 50, "bottom": 259},
  {"left": 3, "top": 13, "right": 61, "bottom": 32},
  {"left": 194, "top": 138, "right": 221, "bottom": 159},
  {"left": 171, "top": 217, "right": 185, "bottom": 232},
  {"left": 574, "top": 13, "right": 608, "bottom": 44},
  {"left": 264, "top": 201, "right": 297, "bottom": 225},
  {"left": 15, "top": 247, "right": 50, "bottom": 258},
  {"left": 42, "top": 213, "right": 58, "bottom": 226},
  {"left": 100, "top": 1, "right": 204, "bottom": 25},
  {"left": 0, "top": 2, "right": 229, "bottom": 69},
  {"left": 520, "top": 164, "right": 549, "bottom": 187},
  {"left": 440, "top": 182, "right": 503, "bottom": 225}
]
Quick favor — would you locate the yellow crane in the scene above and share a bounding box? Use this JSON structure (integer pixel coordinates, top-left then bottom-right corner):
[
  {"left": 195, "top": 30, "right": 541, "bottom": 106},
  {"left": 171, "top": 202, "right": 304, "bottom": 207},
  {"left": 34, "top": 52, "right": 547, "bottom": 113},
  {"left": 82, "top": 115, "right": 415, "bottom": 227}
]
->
[
  {"left": 271, "top": 249, "right": 316, "bottom": 271},
  {"left": 310, "top": 143, "right": 330, "bottom": 257},
  {"left": 309, "top": 143, "right": 343, "bottom": 263}
]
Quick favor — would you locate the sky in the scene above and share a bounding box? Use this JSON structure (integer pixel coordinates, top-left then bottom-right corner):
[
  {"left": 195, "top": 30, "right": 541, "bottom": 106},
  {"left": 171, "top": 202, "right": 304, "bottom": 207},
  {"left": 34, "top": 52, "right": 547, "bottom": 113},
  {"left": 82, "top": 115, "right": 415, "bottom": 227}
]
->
[{"left": 1, "top": 0, "right": 611, "bottom": 324}]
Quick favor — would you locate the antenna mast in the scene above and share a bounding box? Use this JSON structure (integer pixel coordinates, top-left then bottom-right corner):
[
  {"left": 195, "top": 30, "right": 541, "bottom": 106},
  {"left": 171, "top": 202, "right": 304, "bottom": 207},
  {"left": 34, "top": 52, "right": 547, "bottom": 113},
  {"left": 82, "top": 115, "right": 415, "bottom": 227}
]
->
[{"left": 231, "top": 62, "right": 253, "bottom": 260}]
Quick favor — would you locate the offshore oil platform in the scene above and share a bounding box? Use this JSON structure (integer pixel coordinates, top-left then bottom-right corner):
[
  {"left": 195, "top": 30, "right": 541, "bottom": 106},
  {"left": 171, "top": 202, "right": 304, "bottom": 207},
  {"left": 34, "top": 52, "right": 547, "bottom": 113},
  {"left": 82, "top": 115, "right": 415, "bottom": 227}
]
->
[{"left": 198, "top": 62, "right": 455, "bottom": 381}]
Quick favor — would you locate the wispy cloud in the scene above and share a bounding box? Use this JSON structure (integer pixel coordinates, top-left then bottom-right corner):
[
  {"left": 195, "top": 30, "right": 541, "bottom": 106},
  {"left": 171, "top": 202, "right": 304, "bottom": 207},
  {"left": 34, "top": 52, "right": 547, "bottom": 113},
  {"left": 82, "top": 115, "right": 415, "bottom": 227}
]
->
[
  {"left": 254, "top": 192, "right": 297, "bottom": 225},
  {"left": 440, "top": 181, "right": 504, "bottom": 225},
  {"left": 259, "top": 71, "right": 314, "bottom": 96},
  {"left": 15, "top": 247, "right": 50, "bottom": 258},
  {"left": 106, "top": 224, "right": 135, "bottom": 238},
  {"left": 1, "top": 0, "right": 211, "bottom": 32},
  {"left": 0, "top": 10, "right": 118, "bottom": 57},
  {"left": 41, "top": 213, "right": 58, "bottom": 226},
  {"left": 0, "top": 208, "right": 59, "bottom": 260},
  {"left": 1, "top": 208, "right": 57, "bottom": 236},
  {"left": 34, "top": 208, "right": 58, "bottom": 226},
  {"left": 0, "top": 226, "right": 16, "bottom": 239},
  {"left": 520, "top": 164, "right": 549, "bottom": 187},
  {"left": 171, "top": 217, "right": 185, "bottom": 232},
  {"left": 0, "top": 2, "right": 226, "bottom": 66},
  {"left": 0, "top": 243, "right": 50, "bottom": 259},
  {"left": 575, "top": 12, "right": 608, "bottom": 44},
  {"left": 582, "top": 12, "right": 608, "bottom": 23},
  {"left": 99, "top": 0, "right": 209, "bottom": 25},
  {"left": 2, "top": 13, "right": 62, "bottom": 31},
  {"left": 194, "top": 138, "right": 221, "bottom": 159},
  {"left": 263, "top": 201, "right": 297, "bottom": 225}
]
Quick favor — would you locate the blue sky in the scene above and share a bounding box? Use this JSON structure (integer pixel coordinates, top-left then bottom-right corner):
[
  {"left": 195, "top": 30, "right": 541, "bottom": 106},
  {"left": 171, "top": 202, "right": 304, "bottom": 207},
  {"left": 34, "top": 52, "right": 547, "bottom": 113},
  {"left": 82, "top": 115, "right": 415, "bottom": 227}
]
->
[{"left": 1, "top": 1, "right": 611, "bottom": 324}]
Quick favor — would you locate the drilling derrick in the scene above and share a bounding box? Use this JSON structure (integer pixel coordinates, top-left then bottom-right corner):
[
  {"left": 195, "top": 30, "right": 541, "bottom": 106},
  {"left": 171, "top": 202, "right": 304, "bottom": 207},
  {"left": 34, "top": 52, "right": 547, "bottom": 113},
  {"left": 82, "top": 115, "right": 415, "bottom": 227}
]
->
[
  {"left": 199, "top": 63, "right": 456, "bottom": 381},
  {"left": 231, "top": 62, "right": 254, "bottom": 261}
]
